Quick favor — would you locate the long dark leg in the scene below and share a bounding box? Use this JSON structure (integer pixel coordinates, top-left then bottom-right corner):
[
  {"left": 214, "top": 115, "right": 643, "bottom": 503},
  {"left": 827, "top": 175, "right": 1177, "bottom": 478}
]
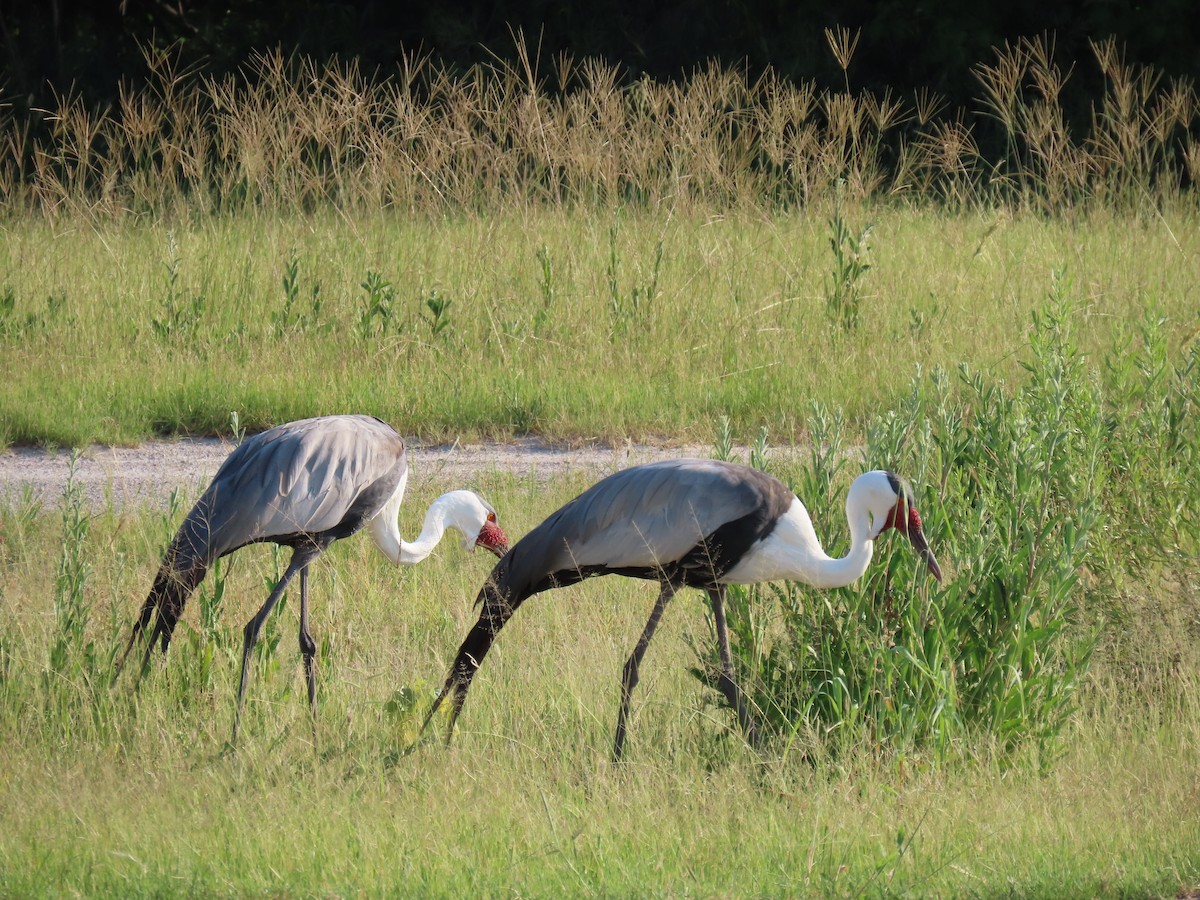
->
[
  {"left": 708, "top": 586, "right": 760, "bottom": 746},
  {"left": 420, "top": 585, "right": 520, "bottom": 744},
  {"left": 612, "top": 582, "right": 678, "bottom": 762},
  {"left": 298, "top": 567, "right": 318, "bottom": 729},
  {"left": 232, "top": 548, "right": 315, "bottom": 746}
]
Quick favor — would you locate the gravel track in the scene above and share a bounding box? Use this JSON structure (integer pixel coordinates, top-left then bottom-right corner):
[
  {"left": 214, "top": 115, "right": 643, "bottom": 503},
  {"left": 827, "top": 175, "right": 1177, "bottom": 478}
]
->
[{"left": 0, "top": 437, "right": 718, "bottom": 511}]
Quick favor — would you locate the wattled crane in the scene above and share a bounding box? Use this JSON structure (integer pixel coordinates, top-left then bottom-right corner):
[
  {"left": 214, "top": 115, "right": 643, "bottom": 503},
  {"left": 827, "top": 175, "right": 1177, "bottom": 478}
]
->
[
  {"left": 423, "top": 460, "right": 940, "bottom": 760},
  {"left": 115, "top": 414, "right": 509, "bottom": 744}
]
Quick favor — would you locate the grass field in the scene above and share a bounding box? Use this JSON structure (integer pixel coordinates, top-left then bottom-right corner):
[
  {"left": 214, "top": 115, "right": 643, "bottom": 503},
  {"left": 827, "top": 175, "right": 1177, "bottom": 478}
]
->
[
  {"left": 1, "top": 462, "right": 1198, "bottom": 897},
  {"left": 3, "top": 35, "right": 1200, "bottom": 897},
  {"left": 2, "top": 206, "right": 1198, "bottom": 448}
]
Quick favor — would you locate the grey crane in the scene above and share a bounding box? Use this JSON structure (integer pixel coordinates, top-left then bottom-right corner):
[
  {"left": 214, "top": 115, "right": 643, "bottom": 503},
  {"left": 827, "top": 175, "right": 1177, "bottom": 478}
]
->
[
  {"left": 114, "top": 414, "right": 510, "bottom": 744},
  {"left": 422, "top": 459, "right": 941, "bottom": 760}
]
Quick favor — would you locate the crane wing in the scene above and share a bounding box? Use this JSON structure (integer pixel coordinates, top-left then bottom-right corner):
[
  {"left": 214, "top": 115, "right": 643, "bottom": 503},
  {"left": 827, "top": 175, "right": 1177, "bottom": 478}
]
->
[
  {"left": 170, "top": 415, "right": 406, "bottom": 564},
  {"left": 491, "top": 458, "right": 793, "bottom": 601}
]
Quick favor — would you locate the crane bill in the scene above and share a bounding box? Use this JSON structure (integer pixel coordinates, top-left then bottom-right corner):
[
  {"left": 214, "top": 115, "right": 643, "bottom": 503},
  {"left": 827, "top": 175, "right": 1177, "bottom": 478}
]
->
[
  {"left": 887, "top": 495, "right": 942, "bottom": 582},
  {"left": 906, "top": 524, "right": 942, "bottom": 581}
]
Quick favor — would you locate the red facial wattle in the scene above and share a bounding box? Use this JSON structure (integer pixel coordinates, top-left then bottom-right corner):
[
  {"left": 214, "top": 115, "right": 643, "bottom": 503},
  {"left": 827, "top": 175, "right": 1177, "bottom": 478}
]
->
[
  {"left": 478, "top": 521, "right": 509, "bottom": 557},
  {"left": 884, "top": 501, "right": 941, "bottom": 581}
]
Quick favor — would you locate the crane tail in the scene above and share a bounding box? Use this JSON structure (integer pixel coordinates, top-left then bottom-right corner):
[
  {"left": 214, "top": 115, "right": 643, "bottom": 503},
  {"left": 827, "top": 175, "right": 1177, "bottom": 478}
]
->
[
  {"left": 113, "top": 558, "right": 206, "bottom": 682},
  {"left": 422, "top": 580, "right": 524, "bottom": 745}
]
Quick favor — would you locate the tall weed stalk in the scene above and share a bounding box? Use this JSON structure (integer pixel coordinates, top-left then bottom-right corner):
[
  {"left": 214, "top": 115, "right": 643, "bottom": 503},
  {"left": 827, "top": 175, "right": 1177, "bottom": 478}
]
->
[
  {"left": 43, "top": 451, "right": 115, "bottom": 735},
  {"left": 824, "top": 188, "right": 873, "bottom": 332},
  {"left": 606, "top": 221, "right": 664, "bottom": 338},
  {"left": 13, "top": 34, "right": 1194, "bottom": 217},
  {"left": 150, "top": 233, "right": 205, "bottom": 343}
]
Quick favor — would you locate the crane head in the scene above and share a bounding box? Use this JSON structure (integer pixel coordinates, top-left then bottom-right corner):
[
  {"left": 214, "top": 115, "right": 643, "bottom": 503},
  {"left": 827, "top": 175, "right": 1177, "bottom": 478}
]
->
[
  {"left": 870, "top": 472, "right": 942, "bottom": 581},
  {"left": 475, "top": 514, "right": 509, "bottom": 557},
  {"left": 438, "top": 490, "right": 510, "bottom": 557}
]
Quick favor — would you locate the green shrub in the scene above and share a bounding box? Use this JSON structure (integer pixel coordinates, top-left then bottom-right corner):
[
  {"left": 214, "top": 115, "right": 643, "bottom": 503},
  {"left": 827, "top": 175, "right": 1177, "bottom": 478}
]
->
[{"left": 703, "top": 273, "right": 1120, "bottom": 767}]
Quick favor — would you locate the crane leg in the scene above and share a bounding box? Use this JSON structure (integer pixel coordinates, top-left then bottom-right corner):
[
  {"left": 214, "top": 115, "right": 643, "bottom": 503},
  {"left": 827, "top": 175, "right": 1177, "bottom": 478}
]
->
[
  {"left": 298, "top": 567, "right": 318, "bottom": 732},
  {"left": 232, "top": 549, "right": 313, "bottom": 746},
  {"left": 612, "top": 582, "right": 679, "bottom": 763},
  {"left": 708, "top": 586, "right": 760, "bottom": 747}
]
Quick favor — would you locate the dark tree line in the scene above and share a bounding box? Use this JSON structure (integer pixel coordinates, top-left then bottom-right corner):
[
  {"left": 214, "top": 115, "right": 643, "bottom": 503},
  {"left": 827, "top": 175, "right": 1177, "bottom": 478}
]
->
[{"left": 3, "top": 0, "right": 1198, "bottom": 117}]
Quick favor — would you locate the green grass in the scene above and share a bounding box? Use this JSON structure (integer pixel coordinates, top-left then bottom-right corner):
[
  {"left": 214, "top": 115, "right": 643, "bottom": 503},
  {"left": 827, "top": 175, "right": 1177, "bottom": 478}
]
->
[
  {"left": 3, "top": 296, "right": 1200, "bottom": 895},
  {"left": 1, "top": 465, "right": 1198, "bottom": 897},
  {"left": 1, "top": 712, "right": 1197, "bottom": 896},
  {"left": 3, "top": 206, "right": 1198, "bottom": 447},
  {"left": 2, "top": 200, "right": 1199, "bottom": 900}
]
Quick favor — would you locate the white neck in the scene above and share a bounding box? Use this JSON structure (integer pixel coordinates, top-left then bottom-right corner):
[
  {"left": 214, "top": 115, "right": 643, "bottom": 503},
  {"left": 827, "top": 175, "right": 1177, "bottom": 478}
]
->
[
  {"left": 368, "top": 484, "right": 463, "bottom": 566},
  {"left": 798, "top": 498, "right": 875, "bottom": 588},
  {"left": 721, "top": 495, "right": 876, "bottom": 589}
]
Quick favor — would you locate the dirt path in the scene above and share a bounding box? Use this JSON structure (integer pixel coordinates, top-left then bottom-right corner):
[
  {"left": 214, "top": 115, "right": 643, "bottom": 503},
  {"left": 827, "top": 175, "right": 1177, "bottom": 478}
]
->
[{"left": 0, "top": 437, "right": 718, "bottom": 511}]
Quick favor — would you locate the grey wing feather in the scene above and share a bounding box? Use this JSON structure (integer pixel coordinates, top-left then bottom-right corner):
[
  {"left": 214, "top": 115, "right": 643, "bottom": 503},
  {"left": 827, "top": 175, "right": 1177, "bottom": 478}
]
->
[
  {"left": 498, "top": 459, "right": 775, "bottom": 596},
  {"left": 170, "top": 415, "right": 406, "bottom": 565}
]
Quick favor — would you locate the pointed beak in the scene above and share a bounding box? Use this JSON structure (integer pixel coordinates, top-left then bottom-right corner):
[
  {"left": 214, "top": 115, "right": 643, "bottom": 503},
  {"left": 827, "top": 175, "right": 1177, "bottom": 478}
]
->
[
  {"left": 906, "top": 523, "right": 942, "bottom": 582},
  {"left": 476, "top": 522, "right": 509, "bottom": 558}
]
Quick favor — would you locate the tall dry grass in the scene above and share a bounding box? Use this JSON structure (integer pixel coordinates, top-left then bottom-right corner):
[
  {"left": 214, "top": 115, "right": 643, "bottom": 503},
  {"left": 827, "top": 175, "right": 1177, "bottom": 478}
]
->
[{"left": 3, "top": 33, "right": 1197, "bottom": 218}]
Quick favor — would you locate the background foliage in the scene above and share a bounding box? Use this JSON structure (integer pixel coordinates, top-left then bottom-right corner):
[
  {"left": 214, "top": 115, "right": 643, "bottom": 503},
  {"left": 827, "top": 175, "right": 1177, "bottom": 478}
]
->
[{"left": 4, "top": 0, "right": 1199, "bottom": 125}]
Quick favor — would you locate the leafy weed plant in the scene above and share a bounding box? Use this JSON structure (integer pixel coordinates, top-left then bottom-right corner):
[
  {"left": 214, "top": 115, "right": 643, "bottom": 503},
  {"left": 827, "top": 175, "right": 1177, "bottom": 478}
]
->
[
  {"left": 421, "top": 289, "right": 453, "bottom": 339},
  {"left": 824, "top": 190, "right": 873, "bottom": 333},
  {"left": 179, "top": 555, "right": 236, "bottom": 697},
  {"left": 357, "top": 270, "right": 397, "bottom": 339},
  {"left": 606, "top": 221, "right": 664, "bottom": 338},
  {"left": 150, "top": 233, "right": 206, "bottom": 343},
  {"left": 271, "top": 247, "right": 324, "bottom": 337},
  {"left": 0, "top": 288, "right": 69, "bottom": 340},
  {"left": 42, "top": 452, "right": 123, "bottom": 737},
  {"left": 533, "top": 244, "right": 556, "bottom": 335},
  {"left": 702, "top": 276, "right": 1119, "bottom": 767},
  {"left": 47, "top": 453, "right": 93, "bottom": 682}
]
